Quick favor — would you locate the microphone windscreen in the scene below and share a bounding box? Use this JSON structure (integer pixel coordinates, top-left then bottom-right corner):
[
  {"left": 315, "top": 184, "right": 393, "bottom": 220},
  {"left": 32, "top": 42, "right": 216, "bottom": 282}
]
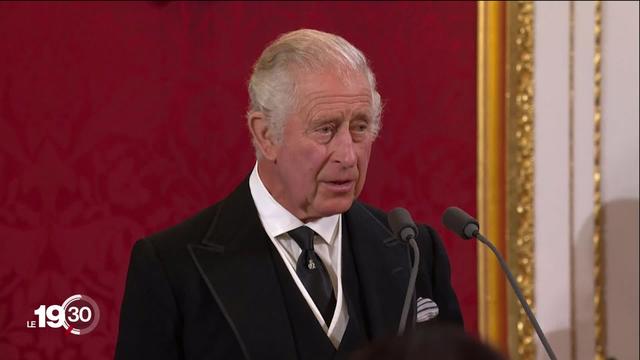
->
[
  {"left": 442, "top": 207, "right": 479, "bottom": 239},
  {"left": 388, "top": 207, "right": 418, "bottom": 240}
]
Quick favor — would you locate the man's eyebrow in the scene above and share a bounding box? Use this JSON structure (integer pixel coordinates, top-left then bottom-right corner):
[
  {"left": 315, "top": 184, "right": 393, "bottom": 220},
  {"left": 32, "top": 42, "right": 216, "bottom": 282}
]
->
[
  {"left": 309, "top": 115, "right": 341, "bottom": 124},
  {"left": 352, "top": 112, "right": 372, "bottom": 121}
]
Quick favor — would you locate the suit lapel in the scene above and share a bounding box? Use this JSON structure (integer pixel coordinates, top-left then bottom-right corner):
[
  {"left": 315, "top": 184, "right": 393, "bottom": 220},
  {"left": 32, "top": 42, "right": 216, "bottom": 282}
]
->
[
  {"left": 335, "top": 220, "right": 369, "bottom": 357},
  {"left": 188, "top": 178, "right": 297, "bottom": 360},
  {"left": 343, "top": 202, "right": 411, "bottom": 339}
]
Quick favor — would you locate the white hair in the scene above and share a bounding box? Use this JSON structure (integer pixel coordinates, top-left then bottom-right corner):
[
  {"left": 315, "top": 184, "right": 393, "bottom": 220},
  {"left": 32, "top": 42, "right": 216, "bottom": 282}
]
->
[{"left": 247, "top": 29, "right": 382, "bottom": 157}]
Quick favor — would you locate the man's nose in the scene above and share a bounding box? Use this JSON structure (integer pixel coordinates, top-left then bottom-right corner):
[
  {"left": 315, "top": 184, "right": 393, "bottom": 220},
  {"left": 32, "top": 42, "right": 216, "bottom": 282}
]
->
[{"left": 331, "top": 127, "right": 357, "bottom": 167}]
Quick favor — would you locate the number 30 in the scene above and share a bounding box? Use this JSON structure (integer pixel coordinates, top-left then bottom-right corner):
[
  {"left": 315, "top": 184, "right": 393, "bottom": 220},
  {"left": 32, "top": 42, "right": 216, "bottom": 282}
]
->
[{"left": 67, "top": 306, "right": 92, "bottom": 322}]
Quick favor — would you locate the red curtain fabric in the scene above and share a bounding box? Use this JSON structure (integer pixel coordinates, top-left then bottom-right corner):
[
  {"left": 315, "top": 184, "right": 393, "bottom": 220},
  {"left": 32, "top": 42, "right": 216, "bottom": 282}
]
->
[{"left": 0, "top": 2, "right": 477, "bottom": 358}]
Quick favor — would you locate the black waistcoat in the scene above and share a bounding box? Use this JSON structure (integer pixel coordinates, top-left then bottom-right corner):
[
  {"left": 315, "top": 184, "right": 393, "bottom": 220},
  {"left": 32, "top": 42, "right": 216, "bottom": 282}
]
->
[{"left": 268, "top": 222, "right": 370, "bottom": 360}]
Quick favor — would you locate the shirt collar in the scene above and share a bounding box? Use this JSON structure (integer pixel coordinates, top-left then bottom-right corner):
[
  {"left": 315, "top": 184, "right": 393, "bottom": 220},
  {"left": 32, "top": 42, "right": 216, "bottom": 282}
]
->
[{"left": 249, "top": 163, "right": 339, "bottom": 244}]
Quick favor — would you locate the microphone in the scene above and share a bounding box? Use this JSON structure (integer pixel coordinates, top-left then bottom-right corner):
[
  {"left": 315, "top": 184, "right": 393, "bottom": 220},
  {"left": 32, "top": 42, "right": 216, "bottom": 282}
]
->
[
  {"left": 442, "top": 207, "right": 558, "bottom": 360},
  {"left": 388, "top": 207, "right": 418, "bottom": 242},
  {"left": 442, "top": 207, "right": 479, "bottom": 239},
  {"left": 388, "top": 208, "right": 420, "bottom": 337}
]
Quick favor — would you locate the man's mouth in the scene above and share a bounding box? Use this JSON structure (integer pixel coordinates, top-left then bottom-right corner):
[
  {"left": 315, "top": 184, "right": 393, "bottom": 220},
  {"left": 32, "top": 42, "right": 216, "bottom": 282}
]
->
[
  {"left": 329, "top": 180, "right": 352, "bottom": 185},
  {"left": 323, "top": 180, "right": 356, "bottom": 192}
]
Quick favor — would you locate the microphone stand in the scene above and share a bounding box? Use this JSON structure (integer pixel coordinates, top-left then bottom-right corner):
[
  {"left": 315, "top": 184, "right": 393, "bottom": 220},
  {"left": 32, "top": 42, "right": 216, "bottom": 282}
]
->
[
  {"left": 397, "top": 237, "right": 420, "bottom": 336},
  {"left": 475, "top": 232, "right": 558, "bottom": 360}
]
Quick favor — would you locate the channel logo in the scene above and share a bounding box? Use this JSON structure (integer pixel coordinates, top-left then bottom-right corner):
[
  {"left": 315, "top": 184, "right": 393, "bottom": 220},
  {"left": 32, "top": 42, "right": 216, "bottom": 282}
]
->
[{"left": 26, "top": 294, "right": 100, "bottom": 335}]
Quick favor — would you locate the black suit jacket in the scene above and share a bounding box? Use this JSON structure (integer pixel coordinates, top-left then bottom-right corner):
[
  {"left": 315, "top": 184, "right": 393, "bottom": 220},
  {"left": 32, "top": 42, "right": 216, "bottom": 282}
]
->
[{"left": 115, "top": 178, "right": 463, "bottom": 360}]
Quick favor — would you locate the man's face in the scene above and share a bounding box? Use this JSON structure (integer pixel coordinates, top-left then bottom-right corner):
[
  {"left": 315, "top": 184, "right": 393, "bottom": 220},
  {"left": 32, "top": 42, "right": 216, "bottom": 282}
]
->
[{"left": 263, "top": 70, "right": 375, "bottom": 221}]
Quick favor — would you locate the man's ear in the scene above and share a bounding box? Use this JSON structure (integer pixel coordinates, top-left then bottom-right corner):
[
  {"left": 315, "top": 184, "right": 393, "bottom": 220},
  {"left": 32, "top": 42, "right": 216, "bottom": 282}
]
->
[{"left": 248, "top": 111, "right": 278, "bottom": 161}]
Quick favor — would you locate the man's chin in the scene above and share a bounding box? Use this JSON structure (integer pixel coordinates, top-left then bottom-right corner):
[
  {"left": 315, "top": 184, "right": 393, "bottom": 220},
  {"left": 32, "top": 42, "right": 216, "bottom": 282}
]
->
[{"left": 314, "top": 198, "right": 356, "bottom": 217}]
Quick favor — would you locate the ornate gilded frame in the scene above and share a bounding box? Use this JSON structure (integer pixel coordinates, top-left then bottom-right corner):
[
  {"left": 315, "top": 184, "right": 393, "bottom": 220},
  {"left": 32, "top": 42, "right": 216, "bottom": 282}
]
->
[
  {"left": 478, "top": 2, "right": 607, "bottom": 359},
  {"left": 477, "top": 2, "right": 536, "bottom": 359}
]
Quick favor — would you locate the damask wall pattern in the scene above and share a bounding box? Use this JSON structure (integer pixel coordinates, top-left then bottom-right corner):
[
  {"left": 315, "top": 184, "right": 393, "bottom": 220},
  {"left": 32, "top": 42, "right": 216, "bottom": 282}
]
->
[{"left": 0, "top": 3, "right": 477, "bottom": 358}]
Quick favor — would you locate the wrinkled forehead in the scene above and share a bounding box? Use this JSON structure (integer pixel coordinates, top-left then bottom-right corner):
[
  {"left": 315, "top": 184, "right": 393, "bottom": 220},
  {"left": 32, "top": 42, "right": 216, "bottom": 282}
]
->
[
  {"left": 299, "top": 77, "right": 372, "bottom": 119},
  {"left": 291, "top": 63, "right": 370, "bottom": 88},
  {"left": 290, "top": 66, "right": 372, "bottom": 105}
]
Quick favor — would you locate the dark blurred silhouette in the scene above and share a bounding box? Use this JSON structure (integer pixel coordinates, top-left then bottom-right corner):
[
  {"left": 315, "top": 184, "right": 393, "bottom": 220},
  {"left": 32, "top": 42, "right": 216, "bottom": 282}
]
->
[{"left": 350, "top": 324, "right": 506, "bottom": 360}]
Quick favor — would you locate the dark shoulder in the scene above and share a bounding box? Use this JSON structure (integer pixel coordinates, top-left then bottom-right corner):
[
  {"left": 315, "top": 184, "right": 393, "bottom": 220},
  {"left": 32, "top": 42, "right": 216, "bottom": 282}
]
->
[
  {"left": 353, "top": 201, "right": 438, "bottom": 241},
  {"left": 124, "top": 201, "right": 222, "bottom": 284},
  {"left": 354, "top": 201, "right": 389, "bottom": 225},
  {"left": 140, "top": 201, "right": 221, "bottom": 256}
]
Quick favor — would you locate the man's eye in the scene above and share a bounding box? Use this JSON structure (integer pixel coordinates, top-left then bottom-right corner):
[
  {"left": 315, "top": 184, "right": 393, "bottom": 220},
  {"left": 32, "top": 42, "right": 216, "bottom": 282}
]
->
[
  {"left": 317, "top": 125, "right": 335, "bottom": 134},
  {"left": 351, "top": 122, "right": 369, "bottom": 132}
]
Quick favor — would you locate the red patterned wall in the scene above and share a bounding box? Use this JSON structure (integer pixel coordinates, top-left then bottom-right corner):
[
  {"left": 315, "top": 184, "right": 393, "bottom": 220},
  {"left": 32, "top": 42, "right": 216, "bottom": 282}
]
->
[{"left": 0, "top": 2, "right": 476, "bottom": 358}]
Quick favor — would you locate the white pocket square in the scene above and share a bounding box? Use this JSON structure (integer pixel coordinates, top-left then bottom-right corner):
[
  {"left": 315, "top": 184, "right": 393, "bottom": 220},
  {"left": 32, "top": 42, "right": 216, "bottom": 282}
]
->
[{"left": 416, "top": 297, "right": 439, "bottom": 322}]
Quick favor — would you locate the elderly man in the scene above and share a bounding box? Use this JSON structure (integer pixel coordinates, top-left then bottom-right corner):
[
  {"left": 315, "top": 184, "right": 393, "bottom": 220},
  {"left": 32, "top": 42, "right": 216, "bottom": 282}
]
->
[{"left": 115, "top": 29, "right": 462, "bottom": 360}]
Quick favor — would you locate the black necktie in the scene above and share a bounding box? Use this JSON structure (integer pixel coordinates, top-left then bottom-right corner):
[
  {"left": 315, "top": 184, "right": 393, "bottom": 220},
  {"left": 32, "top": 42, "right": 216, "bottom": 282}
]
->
[{"left": 288, "top": 226, "right": 336, "bottom": 326}]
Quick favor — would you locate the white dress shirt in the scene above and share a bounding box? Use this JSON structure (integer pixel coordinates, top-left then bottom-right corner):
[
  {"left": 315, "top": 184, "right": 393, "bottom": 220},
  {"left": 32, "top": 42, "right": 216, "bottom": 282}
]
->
[{"left": 249, "top": 164, "right": 349, "bottom": 348}]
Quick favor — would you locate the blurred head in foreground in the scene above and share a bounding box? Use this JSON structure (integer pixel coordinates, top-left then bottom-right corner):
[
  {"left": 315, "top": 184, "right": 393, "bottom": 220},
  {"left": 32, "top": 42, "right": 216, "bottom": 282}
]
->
[{"left": 350, "top": 324, "right": 506, "bottom": 360}]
